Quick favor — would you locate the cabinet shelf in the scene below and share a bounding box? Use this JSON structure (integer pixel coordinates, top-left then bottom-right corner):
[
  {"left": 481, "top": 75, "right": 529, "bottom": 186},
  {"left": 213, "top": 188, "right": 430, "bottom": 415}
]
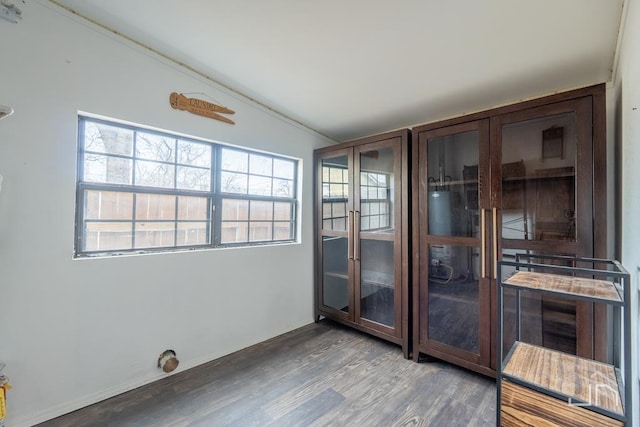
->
[
  {"left": 325, "top": 270, "right": 394, "bottom": 289},
  {"left": 425, "top": 170, "right": 575, "bottom": 188},
  {"left": 502, "top": 341, "right": 623, "bottom": 417},
  {"left": 502, "top": 271, "right": 622, "bottom": 305},
  {"left": 427, "top": 178, "right": 477, "bottom": 188},
  {"left": 502, "top": 171, "right": 575, "bottom": 183}
]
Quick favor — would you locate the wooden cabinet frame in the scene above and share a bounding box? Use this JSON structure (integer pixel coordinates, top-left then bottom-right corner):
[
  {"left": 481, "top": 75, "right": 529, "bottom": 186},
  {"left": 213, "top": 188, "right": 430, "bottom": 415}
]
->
[
  {"left": 314, "top": 129, "right": 411, "bottom": 358},
  {"left": 412, "top": 84, "right": 608, "bottom": 375}
]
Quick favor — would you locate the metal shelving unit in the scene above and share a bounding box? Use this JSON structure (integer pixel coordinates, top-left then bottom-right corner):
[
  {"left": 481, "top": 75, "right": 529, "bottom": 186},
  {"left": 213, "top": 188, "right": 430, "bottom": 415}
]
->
[{"left": 497, "top": 254, "right": 632, "bottom": 426}]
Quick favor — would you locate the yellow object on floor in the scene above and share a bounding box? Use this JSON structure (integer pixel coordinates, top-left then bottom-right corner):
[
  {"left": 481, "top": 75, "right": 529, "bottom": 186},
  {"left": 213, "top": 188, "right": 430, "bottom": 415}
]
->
[
  {"left": 0, "top": 379, "right": 11, "bottom": 420},
  {"left": 0, "top": 386, "right": 5, "bottom": 419}
]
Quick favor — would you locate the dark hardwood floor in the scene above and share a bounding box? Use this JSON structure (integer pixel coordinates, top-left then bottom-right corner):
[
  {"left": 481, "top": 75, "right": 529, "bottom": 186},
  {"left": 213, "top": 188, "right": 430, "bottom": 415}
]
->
[{"left": 38, "top": 321, "right": 496, "bottom": 426}]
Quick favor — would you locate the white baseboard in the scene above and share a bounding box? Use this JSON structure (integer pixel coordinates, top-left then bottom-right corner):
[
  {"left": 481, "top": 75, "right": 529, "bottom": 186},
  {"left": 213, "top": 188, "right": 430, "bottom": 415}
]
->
[{"left": 10, "top": 348, "right": 234, "bottom": 427}]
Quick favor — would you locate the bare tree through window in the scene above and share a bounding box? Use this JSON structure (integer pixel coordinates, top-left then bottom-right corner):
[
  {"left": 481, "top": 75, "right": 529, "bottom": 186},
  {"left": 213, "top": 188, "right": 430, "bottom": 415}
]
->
[{"left": 76, "top": 116, "right": 298, "bottom": 256}]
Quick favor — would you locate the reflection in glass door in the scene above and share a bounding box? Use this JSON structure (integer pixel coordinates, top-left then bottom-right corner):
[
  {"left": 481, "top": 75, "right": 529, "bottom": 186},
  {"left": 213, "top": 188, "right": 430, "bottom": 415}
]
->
[
  {"left": 418, "top": 120, "right": 490, "bottom": 367},
  {"left": 356, "top": 145, "right": 398, "bottom": 329},
  {"left": 500, "top": 112, "right": 578, "bottom": 244},
  {"left": 499, "top": 108, "right": 582, "bottom": 356},
  {"left": 319, "top": 151, "right": 352, "bottom": 316}
]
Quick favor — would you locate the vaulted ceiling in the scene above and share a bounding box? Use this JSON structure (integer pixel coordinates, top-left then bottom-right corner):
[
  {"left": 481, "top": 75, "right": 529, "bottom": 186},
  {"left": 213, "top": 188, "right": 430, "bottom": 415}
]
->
[{"left": 51, "top": 0, "right": 624, "bottom": 142}]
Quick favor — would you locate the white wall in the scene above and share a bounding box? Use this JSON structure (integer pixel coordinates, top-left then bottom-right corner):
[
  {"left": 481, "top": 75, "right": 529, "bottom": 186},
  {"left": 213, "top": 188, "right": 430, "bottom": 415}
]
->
[
  {"left": 0, "top": 2, "right": 333, "bottom": 425},
  {"left": 612, "top": 0, "right": 640, "bottom": 425}
]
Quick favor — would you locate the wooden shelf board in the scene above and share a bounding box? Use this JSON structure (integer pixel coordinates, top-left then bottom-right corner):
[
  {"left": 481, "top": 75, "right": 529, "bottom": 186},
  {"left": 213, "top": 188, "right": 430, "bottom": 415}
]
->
[
  {"left": 427, "top": 178, "right": 477, "bottom": 187},
  {"left": 324, "top": 271, "right": 348, "bottom": 280},
  {"left": 362, "top": 270, "right": 394, "bottom": 288},
  {"left": 503, "top": 171, "right": 575, "bottom": 182},
  {"left": 501, "top": 381, "right": 624, "bottom": 427},
  {"left": 503, "top": 271, "right": 622, "bottom": 304},
  {"left": 502, "top": 342, "right": 624, "bottom": 416},
  {"left": 324, "top": 270, "right": 394, "bottom": 289}
]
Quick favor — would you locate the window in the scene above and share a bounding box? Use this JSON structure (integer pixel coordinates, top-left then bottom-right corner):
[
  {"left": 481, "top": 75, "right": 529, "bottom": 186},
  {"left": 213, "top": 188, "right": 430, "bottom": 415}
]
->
[
  {"left": 321, "top": 164, "right": 348, "bottom": 230},
  {"left": 75, "top": 116, "right": 298, "bottom": 256},
  {"left": 320, "top": 166, "right": 391, "bottom": 232},
  {"left": 359, "top": 171, "right": 390, "bottom": 231}
]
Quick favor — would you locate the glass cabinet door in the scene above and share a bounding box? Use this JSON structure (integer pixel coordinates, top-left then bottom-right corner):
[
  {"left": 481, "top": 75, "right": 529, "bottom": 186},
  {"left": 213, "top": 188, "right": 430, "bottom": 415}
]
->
[
  {"left": 318, "top": 150, "right": 353, "bottom": 318},
  {"left": 418, "top": 120, "right": 491, "bottom": 366},
  {"left": 354, "top": 141, "right": 401, "bottom": 333},
  {"left": 500, "top": 111, "right": 579, "bottom": 246},
  {"left": 495, "top": 97, "right": 594, "bottom": 358}
]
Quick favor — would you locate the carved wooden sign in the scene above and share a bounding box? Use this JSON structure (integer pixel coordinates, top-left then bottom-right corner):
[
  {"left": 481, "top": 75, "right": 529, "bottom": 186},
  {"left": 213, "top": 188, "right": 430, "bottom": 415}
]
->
[{"left": 169, "top": 92, "right": 235, "bottom": 125}]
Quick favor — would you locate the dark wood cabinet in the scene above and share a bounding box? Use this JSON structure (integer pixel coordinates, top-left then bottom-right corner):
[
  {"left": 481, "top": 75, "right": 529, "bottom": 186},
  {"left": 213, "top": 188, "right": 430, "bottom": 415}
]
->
[
  {"left": 314, "top": 130, "right": 411, "bottom": 358},
  {"left": 411, "top": 84, "right": 607, "bottom": 375}
]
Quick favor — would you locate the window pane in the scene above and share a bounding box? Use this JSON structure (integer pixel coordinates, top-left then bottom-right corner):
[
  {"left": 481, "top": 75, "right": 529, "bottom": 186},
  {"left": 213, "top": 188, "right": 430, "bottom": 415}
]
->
[
  {"left": 330, "top": 184, "right": 343, "bottom": 198},
  {"left": 84, "top": 121, "right": 133, "bottom": 156},
  {"left": 322, "top": 203, "right": 331, "bottom": 219},
  {"left": 274, "top": 158, "right": 295, "bottom": 179},
  {"left": 177, "top": 140, "right": 211, "bottom": 168},
  {"left": 222, "top": 199, "right": 249, "bottom": 220},
  {"left": 85, "top": 190, "right": 133, "bottom": 220},
  {"left": 221, "top": 221, "right": 248, "bottom": 243},
  {"left": 360, "top": 216, "right": 370, "bottom": 230},
  {"left": 221, "top": 171, "right": 248, "bottom": 194},
  {"left": 248, "top": 175, "right": 271, "bottom": 196},
  {"left": 249, "top": 154, "right": 272, "bottom": 176},
  {"left": 177, "top": 166, "right": 210, "bottom": 191},
  {"left": 333, "top": 202, "right": 346, "bottom": 218},
  {"left": 178, "top": 196, "right": 208, "bottom": 220},
  {"left": 77, "top": 117, "right": 299, "bottom": 255},
  {"left": 136, "top": 132, "right": 175, "bottom": 162},
  {"left": 330, "top": 168, "right": 343, "bottom": 182},
  {"left": 274, "top": 222, "right": 293, "bottom": 240},
  {"left": 273, "top": 178, "right": 293, "bottom": 198},
  {"left": 370, "top": 216, "right": 380, "bottom": 229},
  {"left": 274, "top": 202, "right": 292, "bottom": 221},
  {"left": 84, "top": 222, "right": 132, "bottom": 251},
  {"left": 135, "top": 194, "right": 176, "bottom": 221},
  {"left": 250, "top": 201, "right": 273, "bottom": 221},
  {"left": 177, "top": 222, "right": 208, "bottom": 246},
  {"left": 84, "top": 154, "right": 132, "bottom": 185},
  {"left": 221, "top": 148, "right": 248, "bottom": 172},
  {"left": 249, "top": 222, "right": 273, "bottom": 241},
  {"left": 334, "top": 218, "right": 346, "bottom": 230},
  {"left": 135, "top": 160, "right": 175, "bottom": 188},
  {"left": 134, "top": 222, "right": 175, "bottom": 248}
]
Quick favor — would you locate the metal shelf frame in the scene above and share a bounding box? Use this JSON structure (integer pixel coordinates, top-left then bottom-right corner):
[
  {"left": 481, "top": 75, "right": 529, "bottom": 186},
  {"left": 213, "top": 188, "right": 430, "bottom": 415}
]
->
[{"left": 497, "top": 253, "right": 632, "bottom": 426}]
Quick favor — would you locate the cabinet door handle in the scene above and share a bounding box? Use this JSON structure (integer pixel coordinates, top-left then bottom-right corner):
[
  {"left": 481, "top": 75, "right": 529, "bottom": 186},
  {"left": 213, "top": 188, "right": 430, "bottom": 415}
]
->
[
  {"left": 493, "top": 207, "right": 498, "bottom": 280},
  {"left": 354, "top": 210, "right": 360, "bottom": 261},
  {"left": 481, "top": 209, "right": 486, "bottom": 278},
  {"left": 348, "top": 210, "right": 354, "bottom": 260}
]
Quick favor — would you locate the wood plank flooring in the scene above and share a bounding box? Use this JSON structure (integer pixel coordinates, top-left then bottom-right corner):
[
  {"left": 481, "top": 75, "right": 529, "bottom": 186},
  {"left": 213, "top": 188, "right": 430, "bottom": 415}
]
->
[{"left": 38, "top": 321, "right": 496, "bottom": 426}]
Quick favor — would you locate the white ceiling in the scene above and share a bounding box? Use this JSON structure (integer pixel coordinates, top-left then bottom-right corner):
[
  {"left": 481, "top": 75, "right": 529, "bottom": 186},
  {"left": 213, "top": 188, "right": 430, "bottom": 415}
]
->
[{"left": 51, "top": 0, "right": 624, "bottom": 142}]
